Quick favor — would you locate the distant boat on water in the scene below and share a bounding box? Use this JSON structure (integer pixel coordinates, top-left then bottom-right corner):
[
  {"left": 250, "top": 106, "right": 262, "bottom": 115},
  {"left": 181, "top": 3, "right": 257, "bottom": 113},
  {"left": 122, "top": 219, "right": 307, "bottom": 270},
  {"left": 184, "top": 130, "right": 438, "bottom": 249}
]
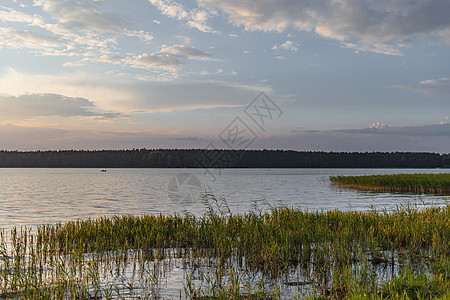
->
[{"left": 101, "top": 169, "right": 107, "bottom": 172}]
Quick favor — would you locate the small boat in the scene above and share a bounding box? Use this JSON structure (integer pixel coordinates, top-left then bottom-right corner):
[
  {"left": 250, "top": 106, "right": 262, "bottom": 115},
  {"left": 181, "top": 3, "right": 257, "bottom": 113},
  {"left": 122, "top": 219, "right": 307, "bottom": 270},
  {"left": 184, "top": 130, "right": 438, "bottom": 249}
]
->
[{"left": 101, "top": 169, "right": 107, "bottom": 172}]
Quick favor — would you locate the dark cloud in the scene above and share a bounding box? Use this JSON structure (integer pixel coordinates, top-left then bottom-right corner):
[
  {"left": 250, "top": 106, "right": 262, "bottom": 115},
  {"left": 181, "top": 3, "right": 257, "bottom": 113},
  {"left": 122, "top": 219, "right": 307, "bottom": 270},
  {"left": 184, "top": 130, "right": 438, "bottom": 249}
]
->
[
  {"left": 170, "top": 136, "right": 205, "bottom": 142},
  {"left": 341, "top": 123, "right": 450, "bottom": 137},
  {"left": 254, "top": 123, "right": 450, "bottom": 152},
  {"left": 1, "top": 122, "right": 449, "bottom": 152},
  {"left": 0, "top": 93, "right": 128, "bottom": 120},
  {"left": 92, "top": 112, "right": 131, "bottom": 120}
]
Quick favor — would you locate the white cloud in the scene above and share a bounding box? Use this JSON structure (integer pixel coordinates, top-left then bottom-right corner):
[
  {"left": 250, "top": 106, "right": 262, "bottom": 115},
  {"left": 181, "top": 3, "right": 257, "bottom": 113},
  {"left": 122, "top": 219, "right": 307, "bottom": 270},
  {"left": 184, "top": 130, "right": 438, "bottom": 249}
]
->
[
  {"left": 34, "top": 0, "right": 125, "bottom": 33},
  {"left": 342, "top": 42, "right": 403, "bottom": 56},
  {"left": 0, "top": 28, "right": 60, "bottom": 49},
  {"left": 0, "top": 24, "right": 117, "bottom": 58},
  {"left": 122, "top": 53, "right": 183, "bottom": 71},
  {"left": 148, "top": 0, "right": 188, "bottom": 19},
  {"left": 0, "top": 1, "right": 153, "bottom": 63},
  {"left": 161, "top": 44, "right": 214, "bottom": 60},
  {"left": 149, "top": 0, "right": 218, "bottom": 33},
  {"left": 78, "top": 44, "right": 218, "bottom": 71},
  {"left": 176, "top": 35, "right": 191, "bottom": 44},
  {"left": 64, "top": 46, "right": 216, "bottom": 72},
  {"left": 394, "top": 77, "right": 450, "bottom": 97},
  {"left": 198, "top": 0, "right": 450, "bottom": 55},
  {"left": 127, "top": 30, "right": 154, "bottom": 43},
  {"left": 272, "top": 40, "right": 299, "bottom": 52},
  {"left": 0, "top": 6, "right": 36, "bottom": 23},
  {"left": 34, "top": 0, "right": 154, "bottom": 41},
  {"left": 421, "top": 78, "right": 450, "bottom": 86},
  {"left": 369, "top": 122, "right": 390, "bottom": 129},
  {"left": 273, "top": 53, "right": 286, "bottom": 60}
]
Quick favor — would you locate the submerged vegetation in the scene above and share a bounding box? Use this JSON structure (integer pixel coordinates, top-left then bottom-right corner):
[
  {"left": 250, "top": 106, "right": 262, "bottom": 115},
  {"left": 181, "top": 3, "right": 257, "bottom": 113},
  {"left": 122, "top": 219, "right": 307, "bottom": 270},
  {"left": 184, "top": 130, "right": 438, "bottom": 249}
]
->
[
  {"left": 0, "top": 196, "right": 449, "bottom": 299},
  {"left": 330, "top": 173, "right": 450, "bottom": 194}
]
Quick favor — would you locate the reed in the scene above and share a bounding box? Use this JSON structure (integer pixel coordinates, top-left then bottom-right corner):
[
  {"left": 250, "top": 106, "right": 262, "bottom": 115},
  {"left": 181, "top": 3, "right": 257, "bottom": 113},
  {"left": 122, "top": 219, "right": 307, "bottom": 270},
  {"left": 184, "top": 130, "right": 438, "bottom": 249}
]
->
[
  {"left": 330, "top": 173, "right": 450, "bottom": 194},
  {"left": 0, "top": 198, "right": 448, "bottom": 299}
]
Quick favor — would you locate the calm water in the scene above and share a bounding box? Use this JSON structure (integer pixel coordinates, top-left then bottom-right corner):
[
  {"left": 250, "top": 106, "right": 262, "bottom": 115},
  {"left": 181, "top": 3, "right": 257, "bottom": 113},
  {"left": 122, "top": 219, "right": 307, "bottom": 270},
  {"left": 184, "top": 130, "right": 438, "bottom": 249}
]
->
[{"left": 1, "top": 168, "right": 449, "bottom": 229}]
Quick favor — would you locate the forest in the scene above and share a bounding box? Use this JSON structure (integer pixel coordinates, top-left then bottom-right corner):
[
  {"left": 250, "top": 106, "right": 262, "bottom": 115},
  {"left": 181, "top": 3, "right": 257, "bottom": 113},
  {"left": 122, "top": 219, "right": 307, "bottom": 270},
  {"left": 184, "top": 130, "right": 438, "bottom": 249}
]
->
[{"left": 0, "top": 149, "right": 449, "bottom": 168}]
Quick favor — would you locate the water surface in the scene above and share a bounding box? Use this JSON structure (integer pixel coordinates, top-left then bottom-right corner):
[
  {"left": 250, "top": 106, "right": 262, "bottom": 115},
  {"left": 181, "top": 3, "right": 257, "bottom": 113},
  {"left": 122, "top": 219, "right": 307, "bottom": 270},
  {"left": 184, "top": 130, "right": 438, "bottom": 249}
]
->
[{"left": 0, "top": 168, "right": 449, "bottom": 229}]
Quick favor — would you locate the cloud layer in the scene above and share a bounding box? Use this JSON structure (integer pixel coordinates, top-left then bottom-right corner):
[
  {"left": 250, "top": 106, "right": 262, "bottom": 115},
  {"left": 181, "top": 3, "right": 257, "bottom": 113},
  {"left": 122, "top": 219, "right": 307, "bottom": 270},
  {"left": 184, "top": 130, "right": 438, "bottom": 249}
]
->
[
  {"left": 0, "top": 93, "right": 128, "bottom": 121},
  {"left": 196, "top": 0, "right": 450, "bottom": 55},
  {"left": 257, "top": 123, "right": 450, "bottom": 152},
  {"left": 149, "top": 0, "right": 218, "bottom": 33},
  {"left": 1, "top": 121, "right": 449, "bottom": 152},
  {"left": 395, "top": 77, "right": 450, "bottom": 97},
  {"left": 0, "top": 68, "right": 272, "bottom": 113},
  {"left": 0, "top": 0, "right": 449, "bottom": 152}
]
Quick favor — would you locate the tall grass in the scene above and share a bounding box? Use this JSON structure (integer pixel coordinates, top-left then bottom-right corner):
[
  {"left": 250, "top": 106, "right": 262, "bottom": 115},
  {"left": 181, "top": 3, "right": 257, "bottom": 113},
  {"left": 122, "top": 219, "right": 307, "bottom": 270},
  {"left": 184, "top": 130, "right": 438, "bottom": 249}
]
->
[
  {"left": 330, "top": 173, "right": 450, "bottom": 194},
  {"left": 0, "top": 198, "right": 449, "bottom": 298}
]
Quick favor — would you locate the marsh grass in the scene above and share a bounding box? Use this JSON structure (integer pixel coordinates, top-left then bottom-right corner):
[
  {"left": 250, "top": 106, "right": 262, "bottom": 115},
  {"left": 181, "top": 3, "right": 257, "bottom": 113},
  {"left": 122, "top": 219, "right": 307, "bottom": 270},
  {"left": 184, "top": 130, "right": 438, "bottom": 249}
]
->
[
  {"left": 330, "top": 173, "right": 450, "bottom": 194},
  {"left": 0, "top": 196, "right": 449, "bottom": 299}
]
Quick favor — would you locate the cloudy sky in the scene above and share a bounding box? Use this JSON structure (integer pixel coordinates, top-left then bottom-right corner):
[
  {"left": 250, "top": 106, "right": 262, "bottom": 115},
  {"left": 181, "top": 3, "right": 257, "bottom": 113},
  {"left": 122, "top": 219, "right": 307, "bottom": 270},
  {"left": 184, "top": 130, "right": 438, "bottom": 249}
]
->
[{"left": 0, "top": 0, "right": 449, "bottom": 152}]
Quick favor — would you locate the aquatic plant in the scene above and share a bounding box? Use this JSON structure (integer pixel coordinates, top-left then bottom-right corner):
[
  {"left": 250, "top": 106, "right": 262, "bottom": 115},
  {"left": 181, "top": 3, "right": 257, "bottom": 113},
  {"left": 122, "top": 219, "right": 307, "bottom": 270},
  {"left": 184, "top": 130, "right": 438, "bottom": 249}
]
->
[
  {"left": 0, "top": 198, "right": 448, "bottom": 299},
  {"left": 330, "top": 173, "right": 450, "bottom": 194}
]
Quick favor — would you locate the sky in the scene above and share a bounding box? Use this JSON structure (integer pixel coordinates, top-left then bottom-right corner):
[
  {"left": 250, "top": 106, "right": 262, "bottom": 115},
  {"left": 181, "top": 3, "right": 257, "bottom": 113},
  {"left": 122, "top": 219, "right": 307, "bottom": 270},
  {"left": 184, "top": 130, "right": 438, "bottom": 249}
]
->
[{"left": 0, "top": 0, "right": 449, "bottom": 152}]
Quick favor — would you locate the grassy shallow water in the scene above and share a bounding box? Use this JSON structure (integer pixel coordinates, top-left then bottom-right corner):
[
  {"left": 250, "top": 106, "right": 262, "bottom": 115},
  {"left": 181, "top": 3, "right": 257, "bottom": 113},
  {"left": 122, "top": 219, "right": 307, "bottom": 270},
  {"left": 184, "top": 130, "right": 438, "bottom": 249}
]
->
[
  {"left": 0, "top": 197, "right": 449, "bottom": 299},
  {"left": 330, "top": 173, "right": 450, "bottom": 194}
]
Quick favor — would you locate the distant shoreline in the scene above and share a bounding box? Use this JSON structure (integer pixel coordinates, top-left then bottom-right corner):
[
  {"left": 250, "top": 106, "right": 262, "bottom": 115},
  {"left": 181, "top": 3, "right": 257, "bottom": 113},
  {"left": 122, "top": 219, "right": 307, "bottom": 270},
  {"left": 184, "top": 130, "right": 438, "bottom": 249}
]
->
[{"left": 0, "top": 149, "right": 449, "bottom": 168}]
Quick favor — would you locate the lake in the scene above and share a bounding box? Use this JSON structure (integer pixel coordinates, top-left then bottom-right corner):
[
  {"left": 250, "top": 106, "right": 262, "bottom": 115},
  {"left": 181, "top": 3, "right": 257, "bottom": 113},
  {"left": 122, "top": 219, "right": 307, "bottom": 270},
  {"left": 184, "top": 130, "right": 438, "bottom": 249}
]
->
[{"left": 1, "top": 168, "right": 449, "bottom": 229}]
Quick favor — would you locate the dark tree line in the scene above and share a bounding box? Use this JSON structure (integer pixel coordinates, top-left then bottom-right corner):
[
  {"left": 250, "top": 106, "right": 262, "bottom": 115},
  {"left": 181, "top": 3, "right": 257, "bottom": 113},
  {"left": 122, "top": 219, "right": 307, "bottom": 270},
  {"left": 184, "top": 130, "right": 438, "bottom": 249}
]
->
[{"left": 0, "top": 149, "right": 449, "bottom": 168}]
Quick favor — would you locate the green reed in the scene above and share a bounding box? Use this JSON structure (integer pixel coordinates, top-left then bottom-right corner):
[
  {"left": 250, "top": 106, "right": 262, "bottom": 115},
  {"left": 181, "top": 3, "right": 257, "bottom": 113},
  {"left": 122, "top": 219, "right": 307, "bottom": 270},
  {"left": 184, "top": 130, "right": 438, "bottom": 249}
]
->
[
  {"left": 330, "top": 173, "right": 450, "bottom": 194},
  {"left": 0, "top": 198, "right": 449, "bottom": 299}
]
